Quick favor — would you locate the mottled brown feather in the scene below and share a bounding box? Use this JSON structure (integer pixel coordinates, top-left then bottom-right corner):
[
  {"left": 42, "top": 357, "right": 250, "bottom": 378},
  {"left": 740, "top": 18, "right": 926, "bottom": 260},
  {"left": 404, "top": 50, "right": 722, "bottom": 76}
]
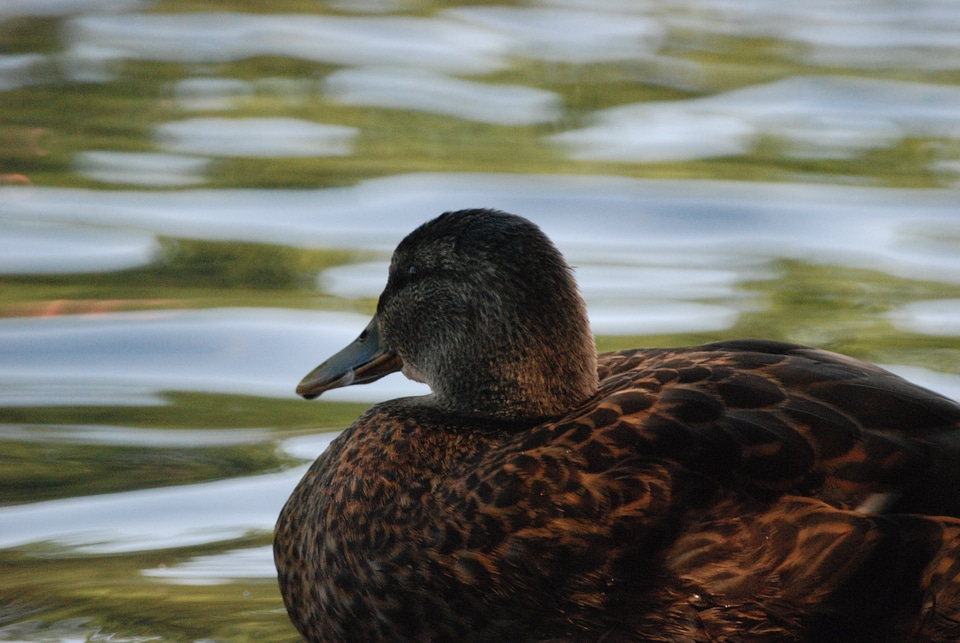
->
[{"left": 276, "top": 211, "right": 960, "bottom": 642}]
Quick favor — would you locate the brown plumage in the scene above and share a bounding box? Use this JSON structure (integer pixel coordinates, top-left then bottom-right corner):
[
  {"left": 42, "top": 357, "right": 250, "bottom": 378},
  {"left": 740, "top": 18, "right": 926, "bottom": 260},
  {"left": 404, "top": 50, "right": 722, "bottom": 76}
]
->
[{"left": 275, "top": 209, "right": 960, "bottom": 642}]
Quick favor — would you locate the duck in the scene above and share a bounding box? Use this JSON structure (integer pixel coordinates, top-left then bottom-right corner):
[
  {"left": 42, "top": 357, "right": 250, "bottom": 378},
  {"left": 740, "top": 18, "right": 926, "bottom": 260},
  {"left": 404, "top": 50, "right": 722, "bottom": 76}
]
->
[{"left": 275, "top": 209, "right": 960, "bottom": 642}]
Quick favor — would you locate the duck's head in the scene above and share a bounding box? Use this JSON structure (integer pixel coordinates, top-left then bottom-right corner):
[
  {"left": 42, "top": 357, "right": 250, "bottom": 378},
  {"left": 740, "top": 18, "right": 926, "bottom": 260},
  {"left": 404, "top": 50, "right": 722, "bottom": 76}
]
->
[{"left": 296, "top": 209, "right": 598, "bottom": 421}]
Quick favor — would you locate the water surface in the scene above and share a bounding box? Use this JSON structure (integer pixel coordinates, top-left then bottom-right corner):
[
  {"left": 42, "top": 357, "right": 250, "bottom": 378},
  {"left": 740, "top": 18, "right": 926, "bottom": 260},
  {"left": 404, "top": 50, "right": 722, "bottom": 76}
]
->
[{"left": 2, "top": 0, "right": 960, "bottom": 640}]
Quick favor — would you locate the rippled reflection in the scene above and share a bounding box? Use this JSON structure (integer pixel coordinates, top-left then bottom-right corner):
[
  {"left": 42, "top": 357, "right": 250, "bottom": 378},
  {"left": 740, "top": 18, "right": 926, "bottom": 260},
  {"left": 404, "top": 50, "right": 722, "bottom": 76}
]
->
[
  {"left": 324, "top": 67, "right": 561, "bottom": 125},
  {"left": 552, "top": 76, "right": 960, "bottom": 162},
  {"left": 75, "top": 151, "right": 211, "bottom": 186},
  {"left": 0, "top": 220, "right": 158, "bottom": 274},
  {"left": 889, "top": 299, "right": 960, "bottom": 336},
  {"left": 155, "top": 118, "right": 358, "bottom": 157},
  {"left": 4, "top": 175, "right": 959, "bottom": 282},
  {"left": 0, "top": 466, "right": 302, "bottom": 552},
  {"left": 63, "top": 13, "right": 510, "bottom": 76},
  {"left": 0, "top": 308, "right": 428, "bottom": 401}
]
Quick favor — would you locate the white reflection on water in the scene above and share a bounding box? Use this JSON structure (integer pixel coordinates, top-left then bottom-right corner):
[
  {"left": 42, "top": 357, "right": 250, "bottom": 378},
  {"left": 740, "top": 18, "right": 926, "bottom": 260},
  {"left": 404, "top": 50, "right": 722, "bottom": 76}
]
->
[
  {"left": 3, "top": 173, "right": 959, "bottom": 284},
  {"left": 142, "top": 545, "right": 277, "bottom": 585},
  {"left": 658, "top": 0, "right": 960, "bottom": 71},
  {"left": 155, "top": 118, "right": 357, "bottom": 158},
  {"left": 75, "top": 151, "right": 212, "bottom": 186},
  {"left": 0, "top": 220, "right": 158, "bottom": 274},
  {"left": 576, "top": 258, "right": 760, "bottom": 335},
  {"left": 552, "top": 76, "right": 960, "bottom": 162},
  {"left": 0, "top": 465, "right": 304, "bottom": 552},
  {"left": 589, "top": 302, "right": 740, "bottom": 336},
  {"left": 0, "top": 308, "right": 428, "bottom": 403},
  {"left": 0, "top": 432, "right": 335, "bottom": 553},
  {"left": 889, "top": 299, "right": 960, "bottom": 336},
  {"left": 883, "top": 365, "right": 960, "bottom": 404},
  {"left": 552, "top": 107, "right": 754, "bottom": 162},
  {"left": 328, "top": 0, "right": 413, "bottom": 12},
  {"left": 323, "top": 67, "right": 561, "bottom": 125},
  {"left": 40, "top": 1, "right": 958, "bottom": 90},
  {"left": 575, "top": 265, "right": 744, "bottom": 300},
  {"left": 0, "top": 0, "right": 145, "bottom": 19},
  {"left": 443, "top": 6, "right": 663, "bottom": 63},
  {"left": 63, "top": 13, "right": 510, "bottom": 77},
  {"left": 0, "top": 424, "right": 271, "bottom": 447},
  {"left": 319, "top": 261, "right": 397, "bottom": 298},
  {"left": 59, "top": 8, "right": 664, "bottom": 80}
]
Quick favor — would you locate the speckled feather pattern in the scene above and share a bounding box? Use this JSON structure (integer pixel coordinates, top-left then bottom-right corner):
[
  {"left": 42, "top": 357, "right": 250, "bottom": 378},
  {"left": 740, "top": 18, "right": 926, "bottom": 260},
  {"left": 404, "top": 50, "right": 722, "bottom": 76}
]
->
[{"left": 276, "top": 339, "right": 960, "bottom": 642}]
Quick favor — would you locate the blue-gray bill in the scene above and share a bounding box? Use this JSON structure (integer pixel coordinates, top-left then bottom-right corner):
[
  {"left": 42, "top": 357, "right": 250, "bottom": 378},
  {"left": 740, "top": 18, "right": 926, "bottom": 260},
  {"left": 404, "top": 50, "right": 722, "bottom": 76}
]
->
[{"left": 296, "top": 315, "right": 402, "bottom": 399}]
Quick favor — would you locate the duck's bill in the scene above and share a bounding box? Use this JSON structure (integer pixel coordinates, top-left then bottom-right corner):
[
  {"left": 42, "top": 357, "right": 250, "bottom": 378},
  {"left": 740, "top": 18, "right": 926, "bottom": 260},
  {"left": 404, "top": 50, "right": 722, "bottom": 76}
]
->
[{"left": 296, "top": 315, "right": 403, "bottom": 399}]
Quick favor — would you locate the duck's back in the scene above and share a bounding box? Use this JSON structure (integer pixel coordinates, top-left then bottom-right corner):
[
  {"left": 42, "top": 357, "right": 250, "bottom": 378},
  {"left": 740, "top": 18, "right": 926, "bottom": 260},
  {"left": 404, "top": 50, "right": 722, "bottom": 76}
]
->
[
  {"left": 595, "top": 339, "right": 960, "bottom": 517},
  {"left": 276, "top": 340, "right": 960, "bottom": 642}
]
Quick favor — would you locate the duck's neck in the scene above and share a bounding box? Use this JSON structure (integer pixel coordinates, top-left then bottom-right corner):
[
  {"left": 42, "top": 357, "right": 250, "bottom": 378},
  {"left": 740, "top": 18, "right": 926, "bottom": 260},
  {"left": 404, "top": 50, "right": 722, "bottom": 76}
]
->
[{"left": 429, "top": 293, "right": 599, "bottom": 422}]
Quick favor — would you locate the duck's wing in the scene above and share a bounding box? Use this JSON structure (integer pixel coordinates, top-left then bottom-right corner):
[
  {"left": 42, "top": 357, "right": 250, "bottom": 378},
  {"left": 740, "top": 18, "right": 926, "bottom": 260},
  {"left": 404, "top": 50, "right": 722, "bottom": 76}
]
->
[
  {"left": 664, "top": 495, "right": 960, "bottom": 641},
  {"left": 593, "top": 339, "right": 960, "bottom": 517}
]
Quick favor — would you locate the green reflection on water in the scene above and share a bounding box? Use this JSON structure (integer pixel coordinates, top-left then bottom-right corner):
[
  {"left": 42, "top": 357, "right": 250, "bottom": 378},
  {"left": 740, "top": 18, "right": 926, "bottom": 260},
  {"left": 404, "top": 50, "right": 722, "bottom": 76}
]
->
[
  {"left": 599, "top": 261, "right": 960, "bottom": 370},
  {"left": 0, "top": 537, "right": 297, "bottom": 642},
  {"left": 0, "top": 439, "right": 286, "bottom": 506},
  {"left": 2, "top": 240, "right": 362, "bottom": 316},
  {"left": 0, "top": 394, "right": 368, "bottom": 505},
  {"left": 2, "top": 393, "right": 368, "bottom": 431},
  {"left": 0, "top": 393, "right": 359, "bottom": 640},
  {"left": 3, "top": 35, "right": 957, "bottom": 190}
]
